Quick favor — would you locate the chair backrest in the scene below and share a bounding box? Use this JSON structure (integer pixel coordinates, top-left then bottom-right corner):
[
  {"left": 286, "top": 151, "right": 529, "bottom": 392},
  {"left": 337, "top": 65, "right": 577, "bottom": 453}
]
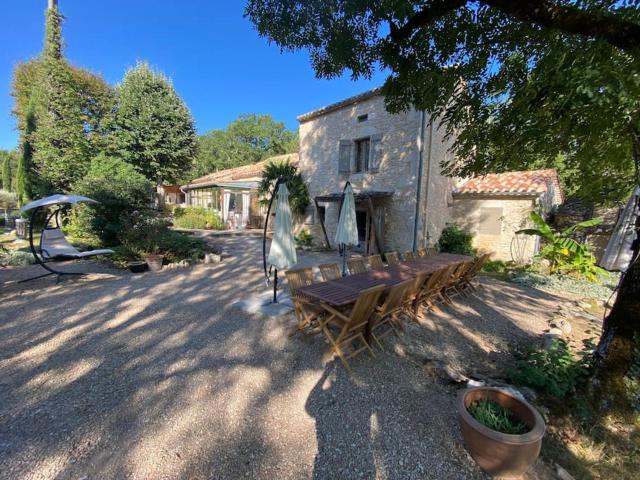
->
[
  {"left": 385, "top": 251, "right": 400, "bottom": 266},
  {"left": 318, "top": 263, "right": 341, "bottom": 282},
  {"left": 425, "top": 247, "right": 437, "bottom": 257},
  {"left": 436, "top": 264, "right": 460, "bottom": 289},
  {"left": 285, "top": 267, "right": 315, "bottom": 296},
  {"left": 403, "top": 251, "right": 416, "bottom": 261},
  {"left": 421, "top": 267, "right": 446, "bottom": 294},
  {"left": 405, "top": 272, "right": 430, "bottom": 303},
  {"left": 367, "top": 254, "right": 384, "bottom": 270},
  {"left": 344, "top": 285, "right": 386, "bottom": 335},
  {"left": 467, "top": 253, "right": 490, "bottom": 278},
  {"left": 40, "top": 228, "right": 80, "bottom": 259},
  {"left": 347, "top": 257, "right": 368, "bottom": 275},
  {"left": 416, "top": 248, "right": 427, "bottom": 258},
  {"left": 377, "top": 280, "right": 412, "bottom": 318}
]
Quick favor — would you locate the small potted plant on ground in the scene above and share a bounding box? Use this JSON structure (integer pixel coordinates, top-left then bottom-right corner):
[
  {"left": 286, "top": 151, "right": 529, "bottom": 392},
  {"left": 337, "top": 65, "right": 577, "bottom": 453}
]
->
[
  {"left": 122, "top": 210, "right": 167, "bottom": 272},
  {"left": 458, "top": 387, "right": 545, "bottom": 478}
]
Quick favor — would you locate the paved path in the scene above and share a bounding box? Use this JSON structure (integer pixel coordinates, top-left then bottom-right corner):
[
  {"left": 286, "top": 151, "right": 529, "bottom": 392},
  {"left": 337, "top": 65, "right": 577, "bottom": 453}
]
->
[{"left": 0, "top": 243, "right": 566, "bottom": 479}]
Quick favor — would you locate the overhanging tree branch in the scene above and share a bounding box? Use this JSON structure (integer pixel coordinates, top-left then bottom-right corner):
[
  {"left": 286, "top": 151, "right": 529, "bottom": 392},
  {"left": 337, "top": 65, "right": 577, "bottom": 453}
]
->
[{"left": 389, "top": 0, "right": 640, "bottom": 54}]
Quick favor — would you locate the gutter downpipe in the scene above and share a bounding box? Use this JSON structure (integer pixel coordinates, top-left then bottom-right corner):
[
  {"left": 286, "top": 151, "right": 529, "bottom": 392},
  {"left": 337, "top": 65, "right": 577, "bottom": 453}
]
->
[
  {"left": 421, "top": 120, "right": 435, "bottom": 246},
  {"left": 413, "top": 111, "right": 431, "bottom": 251}
]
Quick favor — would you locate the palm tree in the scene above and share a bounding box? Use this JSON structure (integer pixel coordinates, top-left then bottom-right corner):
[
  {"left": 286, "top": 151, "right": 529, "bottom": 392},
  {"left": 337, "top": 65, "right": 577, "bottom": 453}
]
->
[{"left": 257, "top": 160, "right": 309, "bottom": 216}]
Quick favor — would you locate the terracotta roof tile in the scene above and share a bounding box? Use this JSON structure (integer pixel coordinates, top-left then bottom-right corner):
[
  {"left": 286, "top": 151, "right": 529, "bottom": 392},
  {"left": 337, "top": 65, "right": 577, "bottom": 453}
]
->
[
  {"left": 184, "top": 153, "right": 298, "bottom": 188},
  {"left": 454, "top": 169, "right": 563, "bottom": 204}
]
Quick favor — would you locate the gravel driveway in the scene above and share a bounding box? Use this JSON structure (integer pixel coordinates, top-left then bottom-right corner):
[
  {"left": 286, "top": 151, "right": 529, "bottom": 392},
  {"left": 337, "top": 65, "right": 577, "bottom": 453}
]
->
[{"left": 0, "top": 239, "right": 567, "bottom": 479}]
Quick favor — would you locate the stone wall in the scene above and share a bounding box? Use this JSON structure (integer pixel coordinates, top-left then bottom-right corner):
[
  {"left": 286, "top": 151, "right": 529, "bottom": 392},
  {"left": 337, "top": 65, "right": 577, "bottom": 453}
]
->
[
  {"left": 451, "top": 195, "right": 538, "bottom": 261},
  {"left": 298, "top": 93, "right": 453, "bottom": 252}
]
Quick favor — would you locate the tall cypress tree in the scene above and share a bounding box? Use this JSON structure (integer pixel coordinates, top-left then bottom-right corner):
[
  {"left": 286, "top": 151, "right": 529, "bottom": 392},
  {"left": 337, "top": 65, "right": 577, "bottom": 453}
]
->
[
  {"left": 27, "top": 3, "right": 113, "bottom": 193},
  {"left": 16, "top": 101, "right": 36, "bottom": 205},
  {"left": 1, "top": 154, "right": 11, "bottom": 192}
]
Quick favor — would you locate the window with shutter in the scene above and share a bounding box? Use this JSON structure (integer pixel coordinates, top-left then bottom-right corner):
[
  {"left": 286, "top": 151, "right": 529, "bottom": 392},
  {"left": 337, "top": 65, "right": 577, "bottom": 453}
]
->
[
  {"left": 338, "top": 140, "right": 352, "bottom": 173},
  {"left": 369, "top": 134, "right": 382, "bottom": 172}
]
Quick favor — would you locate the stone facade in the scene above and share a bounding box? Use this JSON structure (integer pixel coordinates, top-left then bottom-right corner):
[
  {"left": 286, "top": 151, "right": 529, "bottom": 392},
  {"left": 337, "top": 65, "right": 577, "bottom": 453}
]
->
[
  {"left": 298, "top": 90, "right": 454, "bottom": 253},
  {"left": 451, "top": 196, "right": 540, "bottom": 262}
]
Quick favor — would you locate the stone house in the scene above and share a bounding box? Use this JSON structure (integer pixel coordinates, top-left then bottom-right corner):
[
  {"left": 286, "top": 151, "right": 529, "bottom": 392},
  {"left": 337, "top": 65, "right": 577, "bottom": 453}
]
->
[
  {"left": 181, "top": 153, "right": 298, "bottom": 230},
  {"left": 297, "top": 88, "right": 455, "bottom": 254},
  {"left": 451, "top": 169, "right": 563, "bottom": 261}
]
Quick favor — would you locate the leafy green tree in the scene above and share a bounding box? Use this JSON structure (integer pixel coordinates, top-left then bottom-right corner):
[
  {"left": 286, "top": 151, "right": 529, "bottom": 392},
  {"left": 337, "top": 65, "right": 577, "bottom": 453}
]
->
[
  {"left": 12, "top": 5, "right": 114, "bottom": 193},
  {"left": 194, "top": 114, "right": 298, "bottom": 177},
  {"left": 109, "top": 62, "right": 198, "bottom": 185},
  {"left": 246, "top": 0, "right": 640, "bottom": 411},
  {"left": 70, "top": 154, "right": 153, "bottom": 245},
  {"left": 257, "top": 159, "right": 309, "bottom": 216},
  {"left": 1, "top": 152, "right": 12, "bottom": 192}
]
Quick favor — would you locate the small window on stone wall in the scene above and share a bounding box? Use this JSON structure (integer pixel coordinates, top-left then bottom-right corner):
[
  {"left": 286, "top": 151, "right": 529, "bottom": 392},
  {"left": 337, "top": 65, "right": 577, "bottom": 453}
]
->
[
  {"left": 478, "top": 207, "right": 503, "bottom": 235},
  {"left": 357, "top": 114, "right": 368, "bottom": 123}
]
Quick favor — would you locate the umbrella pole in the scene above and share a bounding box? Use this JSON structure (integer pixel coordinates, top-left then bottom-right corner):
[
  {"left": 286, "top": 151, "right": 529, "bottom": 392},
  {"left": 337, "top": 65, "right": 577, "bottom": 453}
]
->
[{"left": 273, "top": 268, "right": 278, "bottom": 303}]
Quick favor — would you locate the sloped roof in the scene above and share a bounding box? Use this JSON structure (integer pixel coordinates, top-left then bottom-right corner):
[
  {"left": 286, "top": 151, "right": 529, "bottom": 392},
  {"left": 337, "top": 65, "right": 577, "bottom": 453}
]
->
[
  {"left": 454, "top": 169, "right": 563, "bottom": 204},
  {"left": 182, "top": 153, "right": 299, "bottom": 190},
  {"left": 297, "top": 87, "right": 383, "bottom": 123}
]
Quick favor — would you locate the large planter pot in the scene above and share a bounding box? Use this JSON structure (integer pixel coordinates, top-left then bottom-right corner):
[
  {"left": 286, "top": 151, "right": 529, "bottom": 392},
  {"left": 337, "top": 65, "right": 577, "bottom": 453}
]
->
[
  {"left": 127, "top": 261, "right": 148, "bottom": 274},
  {"left": 144, "top": 254, "right": 164, "bottom": 272},
  {"left": 458, "top": 387, "right": 545, "bottom": 479}
]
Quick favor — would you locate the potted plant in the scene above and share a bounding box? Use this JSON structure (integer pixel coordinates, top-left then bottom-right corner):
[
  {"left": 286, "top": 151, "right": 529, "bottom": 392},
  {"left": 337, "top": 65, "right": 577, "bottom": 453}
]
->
[
  {"left": 458, "top": 387, "right": 545, "bottom": 478},
  {"left": 121, "top": 210, "right": 167, "bottom": 272}
]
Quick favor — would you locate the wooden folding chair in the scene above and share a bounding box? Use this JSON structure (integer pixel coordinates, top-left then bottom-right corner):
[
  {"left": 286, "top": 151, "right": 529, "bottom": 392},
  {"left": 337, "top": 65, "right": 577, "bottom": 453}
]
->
[
  {"left": 401, "top": 271, "right": 430, "bottom": 322},
  {"left": 347, "top": 257, "right": 367, "bottom": 275},
  {"left": 286, "top": 267, "right": 323, "bottom": 330},
  {"left": 417, "top": 264, "right": 457, "bottom": 314},
  {"left": 425, "top": 247, "right": 437, "bottom": 257},
  {"left": 444, "top": 260, "right": 475, "bottom": 301},
  {"left": 457, "top": 253, "right": 490, "bottom": 294},
  {"left": 367, "top": 254, "right": 384, "bottom": 270},
  {"left": 385, "top": 251, "right": 400, "bottom": 266},
  {"left": 319, "top": 262, "right": 341, "bottom": 281},
  {"left": 370, "top": 280, "right": 413, "bottom": 349},
  {"left": 403, "top": 251, "right": 416, "bottom": 261},
  {"left": 416, "top": 248, "right": 427, "bottom": 258},
  {"left": 318, "top": 285, "right": 385, "bottom": 373}
]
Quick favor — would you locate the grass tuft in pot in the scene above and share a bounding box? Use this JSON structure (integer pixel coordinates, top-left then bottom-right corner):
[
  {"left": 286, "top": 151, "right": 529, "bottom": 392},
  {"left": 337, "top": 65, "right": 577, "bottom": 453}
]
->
[{"left": 467, "top": 398, "right": 530, "bottom": 435}]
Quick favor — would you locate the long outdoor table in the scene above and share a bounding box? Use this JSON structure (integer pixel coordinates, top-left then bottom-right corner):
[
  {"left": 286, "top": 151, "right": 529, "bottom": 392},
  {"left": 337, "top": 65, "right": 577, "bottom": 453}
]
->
[{"left": 297, "top": 253, "right": 472, "bottom": 307}]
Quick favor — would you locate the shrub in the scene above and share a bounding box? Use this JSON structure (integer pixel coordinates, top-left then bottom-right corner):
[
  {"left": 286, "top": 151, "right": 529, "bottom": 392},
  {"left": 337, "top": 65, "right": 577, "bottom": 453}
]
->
[
  {"left": 119, "top": 210, "right": 208, "bottom": 263},
  {"left": 172, "top": 207, "right": 225, "bottom": 230},
  {"left": 0, "top": 249, "right": 35, "bottom": 267},
  {"left": 295, "top": 229, "right": 313, "bottom": 248},
  {"left": 509, "top": 339, "right": 593, "bottom": 399},
  {"left": 517, "top": 211, "right": 606, "bottom": 281},
  {"left": 437, "top": 224, "right": 475, "bottom": 256},
  {"left": 69, "top": 154, "right": 153, "bottom": 245}
]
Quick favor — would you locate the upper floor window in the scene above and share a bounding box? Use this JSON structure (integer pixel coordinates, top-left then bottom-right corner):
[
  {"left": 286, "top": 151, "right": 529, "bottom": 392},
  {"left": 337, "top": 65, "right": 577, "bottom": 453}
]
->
[
  {"left": 354, "top": 138, "right": 370, "bottom": 173},
  {"left": 357, "top": 114, "right": 368, "bottom": 123}
]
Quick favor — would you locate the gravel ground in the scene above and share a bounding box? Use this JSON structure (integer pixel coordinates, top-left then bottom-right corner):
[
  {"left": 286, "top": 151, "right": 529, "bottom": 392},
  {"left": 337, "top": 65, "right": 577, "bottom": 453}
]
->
[{"left": 0, "top": 236, "right": 572, "bottom": 479}]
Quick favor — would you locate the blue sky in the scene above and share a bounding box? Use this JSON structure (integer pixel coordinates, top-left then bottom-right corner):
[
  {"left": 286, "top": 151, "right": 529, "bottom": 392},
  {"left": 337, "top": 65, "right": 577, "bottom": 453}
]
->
[{"left": 0, "top": 0, "right": 387, "bottom": 150}]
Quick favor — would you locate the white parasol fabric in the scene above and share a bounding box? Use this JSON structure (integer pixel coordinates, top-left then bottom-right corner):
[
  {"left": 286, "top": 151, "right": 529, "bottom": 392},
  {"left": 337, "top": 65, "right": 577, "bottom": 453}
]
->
[
  {"left": 268, "top": 183, "right": 297, "bottom": 270},
  {"left": 21, "top": 194, "right": 98, "bottom": 212},
  {"left": 600, "top": 185, "right": 640, "bottom": 272},
  {"left": 335, "top": 184, "right": 359, "bottom": 247}
]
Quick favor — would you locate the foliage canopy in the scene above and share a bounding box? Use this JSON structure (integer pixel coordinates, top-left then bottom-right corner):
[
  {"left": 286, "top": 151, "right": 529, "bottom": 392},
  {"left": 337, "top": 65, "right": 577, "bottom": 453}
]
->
[
  {"left": 194, "top": 114, "right": 298, "bottom": 178},
  {"left": 109, "top": 62, "right": 198, "bottom": 185},
  {"left": 246, "top": 0, "right": 640, "bottom": 203}
]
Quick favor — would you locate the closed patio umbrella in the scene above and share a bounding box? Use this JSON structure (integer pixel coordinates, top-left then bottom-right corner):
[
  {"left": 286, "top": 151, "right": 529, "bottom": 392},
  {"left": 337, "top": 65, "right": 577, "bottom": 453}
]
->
[
  {"left": 267, "top": 183, "right": 297, "bottom": 302},
  {"left": 335, "top": 183, "right": 359, "bottom": 276}
]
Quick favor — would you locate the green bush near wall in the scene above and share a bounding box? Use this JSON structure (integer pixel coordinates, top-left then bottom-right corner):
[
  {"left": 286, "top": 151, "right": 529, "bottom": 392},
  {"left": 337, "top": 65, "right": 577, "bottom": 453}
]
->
[
  {"left": 437, "top": 224, "right": 476, "bottom": 256},
  {"left": 172, "top": 207, "right": 226, "bottom": 230}
]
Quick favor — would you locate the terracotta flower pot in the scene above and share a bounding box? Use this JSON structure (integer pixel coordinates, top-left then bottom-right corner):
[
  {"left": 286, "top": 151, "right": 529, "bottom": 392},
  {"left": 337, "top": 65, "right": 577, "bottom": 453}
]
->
[
  {"left": 144, "top": 254, "right": 164, "bottom": 272},
  {"left": 458, "top": 387, "right": 545, "bottom": 479}
]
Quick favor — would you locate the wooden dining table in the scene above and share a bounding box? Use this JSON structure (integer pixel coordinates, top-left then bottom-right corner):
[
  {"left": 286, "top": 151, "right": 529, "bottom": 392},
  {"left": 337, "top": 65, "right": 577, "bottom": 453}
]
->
[{"left": 297, "top": 253, "right": 472, "bottom": 308}]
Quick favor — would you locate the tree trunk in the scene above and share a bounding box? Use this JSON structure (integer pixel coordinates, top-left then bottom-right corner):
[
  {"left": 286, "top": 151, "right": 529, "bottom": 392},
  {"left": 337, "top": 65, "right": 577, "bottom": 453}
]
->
[{"left": 594, "top": 131, "right": 640, "bottom": 412}]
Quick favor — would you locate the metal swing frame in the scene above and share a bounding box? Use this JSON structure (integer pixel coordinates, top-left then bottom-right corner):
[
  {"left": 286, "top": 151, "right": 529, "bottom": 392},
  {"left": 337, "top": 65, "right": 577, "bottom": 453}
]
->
[{"left": 18, "top": 205, "right": 84, "bottom": 284}]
